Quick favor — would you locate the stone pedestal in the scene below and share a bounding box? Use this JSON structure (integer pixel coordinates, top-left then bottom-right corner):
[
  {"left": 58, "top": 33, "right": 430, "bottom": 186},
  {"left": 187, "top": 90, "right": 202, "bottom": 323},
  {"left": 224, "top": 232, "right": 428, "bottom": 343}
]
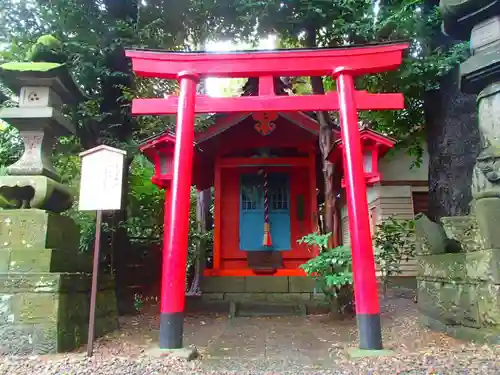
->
[
  {"left": 0, "top": 210, "right": 118, "bottom": 354},
  {"left": 416, "top": 207, "right": 500, "bottom": 344}
]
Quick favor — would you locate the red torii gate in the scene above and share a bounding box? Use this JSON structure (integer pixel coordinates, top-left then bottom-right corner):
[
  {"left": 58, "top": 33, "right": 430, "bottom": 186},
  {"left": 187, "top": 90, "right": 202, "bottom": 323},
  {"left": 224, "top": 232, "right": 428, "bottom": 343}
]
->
[{"left": 126, "top": 42, "right": 408, "bottom": 353}]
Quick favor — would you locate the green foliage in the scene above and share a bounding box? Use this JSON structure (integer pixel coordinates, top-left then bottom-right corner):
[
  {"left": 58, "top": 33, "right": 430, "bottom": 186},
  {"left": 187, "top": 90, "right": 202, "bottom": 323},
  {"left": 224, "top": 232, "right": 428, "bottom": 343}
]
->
[
  {"left": 373, "top": 216, "right": 416, "bottom": 295},
  {"left": 26, "top": 34, "right": 67, "bottom": 63},
  {"left": 299, "top": 233, "right": 353, "bottom": 297}
]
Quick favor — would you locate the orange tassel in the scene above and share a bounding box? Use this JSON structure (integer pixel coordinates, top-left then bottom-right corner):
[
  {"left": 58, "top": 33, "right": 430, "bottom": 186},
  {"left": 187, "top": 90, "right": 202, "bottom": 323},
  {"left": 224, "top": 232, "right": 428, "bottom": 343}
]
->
[{"left": 263, "top": 222, "right": 273, "bottom": 247}]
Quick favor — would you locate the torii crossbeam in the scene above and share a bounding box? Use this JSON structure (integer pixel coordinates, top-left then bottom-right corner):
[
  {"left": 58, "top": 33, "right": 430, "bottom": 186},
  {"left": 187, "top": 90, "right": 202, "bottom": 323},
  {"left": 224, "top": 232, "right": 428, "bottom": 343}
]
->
[{"left": 126, "top": 41, "right": 409, "bottom": 353}]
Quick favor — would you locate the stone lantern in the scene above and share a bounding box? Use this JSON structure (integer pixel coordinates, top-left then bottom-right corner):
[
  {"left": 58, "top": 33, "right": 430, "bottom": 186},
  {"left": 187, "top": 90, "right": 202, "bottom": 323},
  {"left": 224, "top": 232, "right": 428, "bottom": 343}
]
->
[
  {"left": 0, "top": 62, "right": 81, "bottom": 212},
  {"left": 0, "top": 61, "right": 118, "bottom": 355}
]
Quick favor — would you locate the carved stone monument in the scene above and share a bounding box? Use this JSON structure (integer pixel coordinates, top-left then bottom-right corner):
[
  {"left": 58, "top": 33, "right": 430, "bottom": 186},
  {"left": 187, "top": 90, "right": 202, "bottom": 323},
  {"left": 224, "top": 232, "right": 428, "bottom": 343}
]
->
[
  {"left": 0, "top": 62, "right": 117, "bottom": 354},
  {"left": 416, "top": 1, "right": 500, "bottom": 344}
]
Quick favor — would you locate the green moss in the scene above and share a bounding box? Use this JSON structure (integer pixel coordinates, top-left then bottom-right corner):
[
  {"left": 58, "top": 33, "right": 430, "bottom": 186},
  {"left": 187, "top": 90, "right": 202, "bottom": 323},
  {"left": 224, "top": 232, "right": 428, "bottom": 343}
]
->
[{"left": 0, "top": 61, "right": 63, "bottom": 72}]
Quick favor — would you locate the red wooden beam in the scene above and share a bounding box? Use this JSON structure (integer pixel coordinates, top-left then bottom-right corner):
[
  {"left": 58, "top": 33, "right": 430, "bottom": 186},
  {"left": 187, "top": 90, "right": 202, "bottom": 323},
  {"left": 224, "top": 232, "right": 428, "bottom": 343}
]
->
[
  {"left": 218, "top": 157, "right": 310, "bottom": 168},
  {"left": 126, "top": 43, "right": 409, "bottom": 79},
  {"left": 132, "top": 91, "right": 404, "bottom": 115}
]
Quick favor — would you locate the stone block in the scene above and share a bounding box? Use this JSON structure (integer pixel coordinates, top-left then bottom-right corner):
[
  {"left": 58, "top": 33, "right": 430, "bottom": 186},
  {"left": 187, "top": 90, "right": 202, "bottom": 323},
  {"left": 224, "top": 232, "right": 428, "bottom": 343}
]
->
[
  {"left": 418, "top": 280, "right": 480, "bottom": 328},
  {"left": 0, "top": 325, "right": 34, "bottom": 355},
  {"left": 475, "top": 198, "right": 500, "bottom": 249},
  {"left": 440, "top": 216, "right": 481, "bottom": 252},
  {"left": 15, "top": 293, "right": 59, "bottom": 324},
  {"left": 201, "top": 277, "right": 245, "bottom": 293},
  {"left": 224, "top": 292, "right": 310, "bottom": 302},
  {"left": 0, "top": 273, "right": 61, "bottom": 293},
  {"left": 0, "top": 250, "right": 9, "bottom": 272},
  {"left": 477, "top": 284, "right": 500, "bottom": 328},
  {"left": 245, "top": 276, "right": 288, "bottom": 292},
  {"left": 415, "top": 214, "right": 447, "bottom": 255},
  {"left": 95, "top": 315, "right": 119, "bottom": 338},
  {"left": 289, "top": 276, "right": 316, "bottom": 292},
  {"left": 0, "top": 293, "right": 15, "bottom": 325},
  {"left": 466, "top": 249, "right": 500, "bottom": 283},
  {"left": 0, "top": 210, "right": 79, "bottom": 251},
  {"left": 33, "top": 323, "right": 58, "bottom": 354},
  {"left": 417, "top": 253, "right": 467, "bottom": 280},
  {"left": 421, "top": 314, "right": 500, "bottom": 345},
  {"left": 9, "top": 249, "right": 78, "bottom": 273},
  {"left": 200, "top": 293, "right": 224, "bottom": 301}
]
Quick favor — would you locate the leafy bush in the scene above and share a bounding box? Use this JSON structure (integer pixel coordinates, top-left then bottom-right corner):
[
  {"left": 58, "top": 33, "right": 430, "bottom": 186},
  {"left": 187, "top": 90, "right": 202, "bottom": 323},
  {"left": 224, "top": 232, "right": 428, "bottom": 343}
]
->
[
  {"left": 299, "top": 232, "right": 354, "bottom": 314},
  {"left": 373, "top": 217, "right": 416, "bottom": 296}
]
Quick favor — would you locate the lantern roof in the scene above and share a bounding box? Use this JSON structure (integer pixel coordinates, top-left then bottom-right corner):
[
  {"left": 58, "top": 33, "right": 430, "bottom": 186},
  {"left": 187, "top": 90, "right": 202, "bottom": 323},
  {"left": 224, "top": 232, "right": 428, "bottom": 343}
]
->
[{"left": 327, "top": 125, "right": 396, "bottom": 164}]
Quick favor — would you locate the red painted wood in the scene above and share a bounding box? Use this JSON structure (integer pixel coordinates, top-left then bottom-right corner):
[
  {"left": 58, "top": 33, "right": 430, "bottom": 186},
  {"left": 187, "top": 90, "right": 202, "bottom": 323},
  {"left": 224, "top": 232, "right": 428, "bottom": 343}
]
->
[
  {"left": 259, "top": 76, "right": 275, "bottom": 96},
  {"left": 132, "top": 91, "right": 404, "bottom": 115},
  {"left": 126, "top": 43, "right": 408, "bottom": 79},
  {"left": 216, "top": 165, "right": 315, "bottom": 269},
  {"left": 308, "top": 151, "right": 320, "bottom": 256},
  {"left": 160, "top": 186, "right": 171, "bottom": 312},
  {"left": 337, "top": 71, "right": 380, "bottom": 316},
  {"left": 161, "top": 72, "right": 198, "bottom": 315},
  {"left": 204, "top": 268, "right": 307, "bottom": 277},
  {"left": 219, "top": 168, "right": 240, "bottom": 260},
  {"left": 195, "top": 112, "right": 251, "bottom": 143},
  {"left": 284, "top": 166, "right": 314, "bottom": 260},
  {"left": 213, "top": 157, "right": 222, "bottom": 270},
  {"left": 192, "top": 116, "right": 317, "bottom": 190},
  {"left": 219, "top": 157, "right": 310, "bottom": 168}
]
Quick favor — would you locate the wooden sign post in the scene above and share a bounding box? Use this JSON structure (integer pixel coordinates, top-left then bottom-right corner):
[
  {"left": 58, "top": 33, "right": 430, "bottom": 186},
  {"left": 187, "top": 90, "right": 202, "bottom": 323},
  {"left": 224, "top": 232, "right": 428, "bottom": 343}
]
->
[{"left": 78, "top": 145, "right": 126, "bottom": 357}]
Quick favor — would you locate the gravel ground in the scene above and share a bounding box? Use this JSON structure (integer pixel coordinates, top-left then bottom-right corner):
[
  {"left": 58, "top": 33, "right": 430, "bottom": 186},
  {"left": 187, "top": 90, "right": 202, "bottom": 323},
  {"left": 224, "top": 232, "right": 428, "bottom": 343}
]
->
[{"left": 1, "top": 294, "right": 500, "bottom": 374}]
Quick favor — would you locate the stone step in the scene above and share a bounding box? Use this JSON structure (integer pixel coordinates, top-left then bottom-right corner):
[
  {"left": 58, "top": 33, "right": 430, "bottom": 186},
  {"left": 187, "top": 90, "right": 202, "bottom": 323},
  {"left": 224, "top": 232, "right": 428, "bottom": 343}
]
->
[{"left": 231, "top": 301, "right": 306, "bottom": 317}]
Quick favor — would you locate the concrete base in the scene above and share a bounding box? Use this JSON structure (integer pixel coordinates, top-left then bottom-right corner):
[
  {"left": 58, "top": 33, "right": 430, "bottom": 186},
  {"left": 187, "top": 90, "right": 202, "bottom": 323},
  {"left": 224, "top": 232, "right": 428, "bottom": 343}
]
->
[
  {"left": 147, "top": 346, "right": 199, "bottom": 361},
  {"left": 347, "top": 348, "right": 394, "bottom": 359}
]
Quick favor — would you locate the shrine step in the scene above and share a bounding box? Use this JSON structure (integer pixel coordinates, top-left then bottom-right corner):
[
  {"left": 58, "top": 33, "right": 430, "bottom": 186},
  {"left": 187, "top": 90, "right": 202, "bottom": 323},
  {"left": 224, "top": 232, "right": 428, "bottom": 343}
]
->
[{"left": 231, "top": 301, "right": 307, "bottom": 317}]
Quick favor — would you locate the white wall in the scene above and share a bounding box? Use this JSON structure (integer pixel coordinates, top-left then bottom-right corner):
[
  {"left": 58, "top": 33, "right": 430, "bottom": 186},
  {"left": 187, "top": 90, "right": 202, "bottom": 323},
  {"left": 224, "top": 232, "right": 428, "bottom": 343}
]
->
[{"left": 379, "top": 142, "right": 429, "bottom": 182}]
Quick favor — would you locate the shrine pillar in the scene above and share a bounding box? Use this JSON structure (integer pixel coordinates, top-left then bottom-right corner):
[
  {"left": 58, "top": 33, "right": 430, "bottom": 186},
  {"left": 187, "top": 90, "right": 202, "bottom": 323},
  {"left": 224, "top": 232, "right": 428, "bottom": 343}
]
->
[
  {"left": 160, "top": 72, "right": 199, "bottom": 349},
  {"left": 335, "top": 69, "right": 382, "bottom": 350}
]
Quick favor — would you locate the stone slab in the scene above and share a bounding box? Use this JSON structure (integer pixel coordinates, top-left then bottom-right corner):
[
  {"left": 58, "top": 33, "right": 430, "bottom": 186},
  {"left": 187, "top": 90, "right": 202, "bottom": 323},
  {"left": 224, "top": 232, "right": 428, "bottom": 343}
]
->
[
  {"left": 0, "top": 210, "right": 79, "bottom": 251},
  {"left": 417, "top": 280, "right": 480, "bottom": 328},
  {"left": 475, "top": 198, "right": 500, "bottom": 249},
  {"left": 147, "top": 347, "right": 199, "bottom": 361},
  {"left": 201, "top": 277, "right": 245, "bottom": 293},
  {"left": 0, "top": 250, "right": 9, "bottom": 273},
  {"left": 288, "top": 276, "right": 315, "bottom": 293},
  {"left": 417, "top": 253, "right": 467, "bottom": 280},
  {"left": 477, "top": 284, "right": 500, "bottom": 328},
  {"left": 347, "top": 348, "right": 394, "bottom": 359},
  {"left": 245, "top": 276, "right": 288, "bottom": 292},
  {"left": 441, "top": 216, "right": 481, "bottom": 253},
  {"left": 466, "top": 249, "right": 500, "bottom": 283},
  {"left": 0, "top": 273, "right": 112, "bottom": 294},
  {"left": 223, "top": 292, "right": 311, "bottom": 303},
  {"left": 9, "top": 249, "right": 78, "bottom": 273},
  {"left": 421, "top": 314, "right": 500, "bottom": 345}
]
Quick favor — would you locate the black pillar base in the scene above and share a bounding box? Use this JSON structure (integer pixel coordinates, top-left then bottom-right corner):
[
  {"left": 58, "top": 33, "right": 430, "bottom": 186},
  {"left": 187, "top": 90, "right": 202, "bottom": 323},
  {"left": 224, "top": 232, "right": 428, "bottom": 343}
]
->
[
  {"left": 160, "top": 312, "right": 184, "bottom": 349},
  {"left": 357, "top": 313, "right": 383, "bottom": 350}
]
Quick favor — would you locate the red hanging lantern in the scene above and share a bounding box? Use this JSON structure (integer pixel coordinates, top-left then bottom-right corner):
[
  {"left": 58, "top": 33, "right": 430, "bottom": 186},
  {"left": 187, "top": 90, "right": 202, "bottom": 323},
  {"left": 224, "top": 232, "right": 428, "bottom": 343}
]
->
[
  {"left": 327, "top": 128, "right": 395, "bottom": 187},
  {"left": 138, "top": 132, "right": 176, "bottom": 189}
]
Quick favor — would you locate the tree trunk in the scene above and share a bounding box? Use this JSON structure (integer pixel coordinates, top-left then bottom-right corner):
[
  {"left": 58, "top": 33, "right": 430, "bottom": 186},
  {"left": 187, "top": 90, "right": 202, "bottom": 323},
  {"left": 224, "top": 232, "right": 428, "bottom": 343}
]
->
[
  {"left": 188, "top": 189, "right": 211, "bottom": 295},
  {"left": 305, "top": 27, "right": 337, "bottom": 245},
  {"left": 424, "top": 66, "right": 480, "bottom": 221},
  {"left": 422, "top": 0, "right": 480, "bottom": 221}
]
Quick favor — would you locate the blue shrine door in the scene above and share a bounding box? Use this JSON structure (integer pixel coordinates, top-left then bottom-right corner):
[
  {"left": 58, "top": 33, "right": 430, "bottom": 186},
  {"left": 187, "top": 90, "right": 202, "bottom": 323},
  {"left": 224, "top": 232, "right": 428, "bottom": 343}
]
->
[{"left": 239, "top": 172, "right": 291, "bottom": 251}]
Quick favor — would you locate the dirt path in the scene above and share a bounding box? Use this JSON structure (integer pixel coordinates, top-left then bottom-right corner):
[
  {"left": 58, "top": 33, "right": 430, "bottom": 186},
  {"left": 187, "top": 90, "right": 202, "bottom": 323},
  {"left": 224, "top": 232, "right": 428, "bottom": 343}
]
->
[{"left": 1, "top": 295, "right": 499, "bottom": 374}]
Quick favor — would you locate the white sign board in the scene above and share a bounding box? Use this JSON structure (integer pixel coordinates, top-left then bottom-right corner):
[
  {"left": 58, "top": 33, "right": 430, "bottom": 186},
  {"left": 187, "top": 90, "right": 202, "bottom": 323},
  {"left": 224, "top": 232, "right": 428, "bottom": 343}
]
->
[{"left": 78, "top": 145, "right": 127, "bottom": 211}]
